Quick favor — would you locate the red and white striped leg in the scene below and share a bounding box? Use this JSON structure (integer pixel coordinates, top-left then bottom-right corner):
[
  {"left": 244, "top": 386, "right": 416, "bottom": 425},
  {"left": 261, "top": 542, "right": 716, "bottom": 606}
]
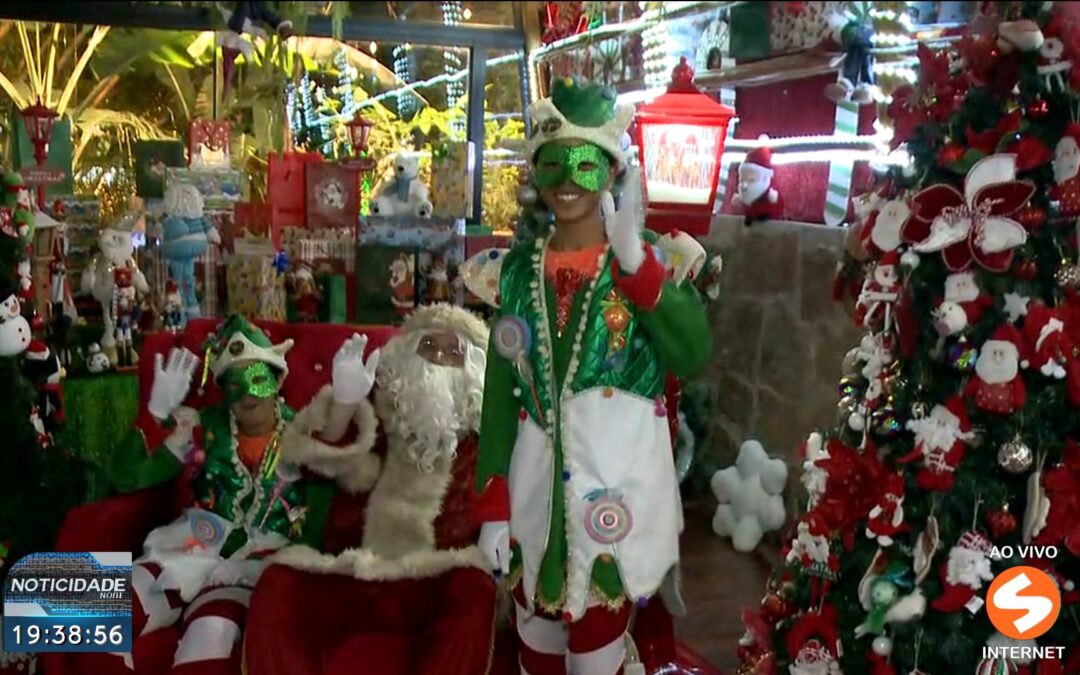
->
[
  {"left": 566, "top": 601, "right": 633, "bottom": 675},
  {"left": 133, "top": 561, "right": 185, "bottom": 637},
  {"left": 514, "top": 585, "right": 568, "bottom": 675},
  {"left": 171, "top": 585, "right": 251, "bottom": 675}
]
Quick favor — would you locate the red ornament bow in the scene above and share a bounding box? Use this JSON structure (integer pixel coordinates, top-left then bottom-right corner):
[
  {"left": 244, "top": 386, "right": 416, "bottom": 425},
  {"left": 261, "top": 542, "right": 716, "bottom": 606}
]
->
[{"left": 902, "top": 154, "right": 1034, "bottom": 271}]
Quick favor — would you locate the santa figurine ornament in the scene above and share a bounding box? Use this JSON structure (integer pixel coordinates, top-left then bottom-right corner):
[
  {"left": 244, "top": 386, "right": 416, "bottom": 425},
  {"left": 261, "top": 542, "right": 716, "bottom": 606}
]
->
[
  {"left": 1050, "top": 123, "right": 1080, "bottom": 217},
  {"left": 1023, "top": 302, "right": 1071, "bottom": 379},
  {"left": 931, "top": 529, "right": 996, "bottom": 612},
  {"left": 865, "top": 472, "right": 907, "bottom": 547},
  {"left": 900, "top": 396, "right": 974, "bottom": 492},
  {"left": 965, "top": 324, "right": 1027, "bottom": 415},
  {"left": 854, "top": 250, "right": 901, "bottom": 330},
  {"left": 735, "top": 143, "right": 782, "bottom": 226},
  {"left": 112, "top": 267, "right": 138, "bottom": 366},
  {"left": 933, "top": 271, "right": 992, "bottom": 336}
]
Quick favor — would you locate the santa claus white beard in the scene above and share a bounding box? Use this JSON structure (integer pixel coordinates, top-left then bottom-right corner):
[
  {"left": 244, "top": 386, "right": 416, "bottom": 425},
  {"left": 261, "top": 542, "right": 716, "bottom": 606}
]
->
[
  {"left": 375, "top": 335, "right": 485, "bottom": 472},
  {"left": 975, "top": 341, "right": 1019, "bottom": 384},
  {"left": 908, "top": 410, "right": 968, "bottom": 452}
]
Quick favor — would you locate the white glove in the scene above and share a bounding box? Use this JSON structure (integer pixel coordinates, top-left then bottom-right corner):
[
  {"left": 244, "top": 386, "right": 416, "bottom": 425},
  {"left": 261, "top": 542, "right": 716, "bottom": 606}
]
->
[
  {"left": 331, "top": 334, "right": 380, "bottom": 406},
  {"left": 207, "top": 226, "right": 222, "bottom": 245},
  {"left": 148, "top": 348, "right": 199, "bottom": 421},
  {"left": 601, "top": 166, "right": 646, "bottom": 274},
  {"left": 479, "top": 520, "right": 511, "bottom": 577}
]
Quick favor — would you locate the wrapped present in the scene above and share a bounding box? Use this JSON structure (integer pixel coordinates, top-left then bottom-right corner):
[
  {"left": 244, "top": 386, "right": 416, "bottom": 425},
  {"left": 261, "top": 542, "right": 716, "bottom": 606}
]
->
[
  {"left": 317, "top": 273, "right": 348, "bottom": 324},
  {"left": 135, "top": 140, "right": 186, "bottom": 198},
  {"left": 188, "top": 119, "right": 231, "bottom": 168},
  {"left": 165, "top": 167, "right": 243, "bottom": 210},
  {"left": 53, "top": 197, "right": 100, "bottom": 282},
  {"left": 282, "top": 226, "right": 355, "bottom": 274},
  {"left": 268, "top": 151, "right": 323, "bottom": 228},
  {"left": 430, "top": 142, "right": 475, "bottom": 219},
  {"left": 194, "top": 241, "right": 224, "bottom": 317},
  {"left": 355, "top": 218, "right": 465, "bottom": 324},
  {"left": 306, "top": 163, "right": 359, "bottom": 228},
  {"left": 227, "top": 237, "right": 286, "bottom": 321}
]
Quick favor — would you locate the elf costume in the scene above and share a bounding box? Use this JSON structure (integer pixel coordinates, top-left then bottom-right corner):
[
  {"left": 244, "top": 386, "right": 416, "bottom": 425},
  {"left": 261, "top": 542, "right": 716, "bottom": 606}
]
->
[
  {"left": 473, "top": 79, "right": 712, "bottom": 675},
  {"left": 104, "top": 315, "right": 379, "bottom": 675}
]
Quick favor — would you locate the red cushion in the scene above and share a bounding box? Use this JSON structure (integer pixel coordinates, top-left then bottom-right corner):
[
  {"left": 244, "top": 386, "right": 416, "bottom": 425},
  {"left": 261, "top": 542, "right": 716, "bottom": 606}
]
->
[
  {"left": 138, "top": 320, "right": 399, "bottom": 413},
  {"left": 326, "top": 634, "right": 412, "bottom": 675}
]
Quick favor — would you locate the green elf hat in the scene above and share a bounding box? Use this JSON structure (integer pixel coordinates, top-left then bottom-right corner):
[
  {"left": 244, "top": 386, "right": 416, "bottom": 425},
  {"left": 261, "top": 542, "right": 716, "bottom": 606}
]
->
[
  {"left": 205, "top": 314, "right": 293, "bottom": 383},
  {"left": 526, "top": 78, "right": 635, "bottom": 168}
]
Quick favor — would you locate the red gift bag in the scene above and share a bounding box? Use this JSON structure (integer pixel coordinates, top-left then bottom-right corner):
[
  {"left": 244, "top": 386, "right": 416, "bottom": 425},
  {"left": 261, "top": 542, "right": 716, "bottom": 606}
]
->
[
  {"left": 268, "top": 152, "right": 323, "bottom": 229},
  {"left": 188, "top": 119, "right": 231, "bottom": 167},
  {"left": 233, "top": 202, "right": 278, "bottom": 249},
  {"left": 306, "top": 163, "right": 359, "bottom": 229}
]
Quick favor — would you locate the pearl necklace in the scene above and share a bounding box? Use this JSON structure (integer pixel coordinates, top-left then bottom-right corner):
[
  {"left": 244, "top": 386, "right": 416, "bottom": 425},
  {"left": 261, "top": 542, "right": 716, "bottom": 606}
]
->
[{"left": 227, "top": 401, "right": 286, "bottom": 532}]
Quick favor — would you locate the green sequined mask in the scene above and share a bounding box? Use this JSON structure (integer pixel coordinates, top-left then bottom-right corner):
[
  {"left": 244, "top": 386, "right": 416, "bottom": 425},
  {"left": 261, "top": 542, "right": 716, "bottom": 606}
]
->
[
  {"left": 534, "top": 143, "right": 611, "bottom": 193},
  {"left": 222, "top": 361, "right": 279, "bottom": 405}
]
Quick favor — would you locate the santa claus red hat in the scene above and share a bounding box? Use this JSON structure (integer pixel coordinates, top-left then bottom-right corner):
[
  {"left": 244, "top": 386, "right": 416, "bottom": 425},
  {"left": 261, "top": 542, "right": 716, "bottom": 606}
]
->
[
  {"left": 1023, "top": 302, "right": 1064, "bottom": 347},
  {"left": 165, "top": 279, "right": 178, "bottom": 293},
  {"left": 957, "top": 529, "right": 993, "bottom": 555},
  {"left": 24, "top": 340, "right": 50, "bottom": 361},
  {"left": 942, "top": 395, "right": 971, "bottom": 430},
  {"left": 878, "top": 250, "right": 901, "bottom": 267},
  {"left": 744, "top": 146, "right": 774, "bottom": 172},
  {"left": 1064, "top": 123, "right": 1080, "bottom": 147}
]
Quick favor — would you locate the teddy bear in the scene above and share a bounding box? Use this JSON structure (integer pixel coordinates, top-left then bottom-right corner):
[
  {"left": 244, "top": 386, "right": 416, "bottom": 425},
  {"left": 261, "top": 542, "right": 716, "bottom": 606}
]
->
[
  {"left": 80, "top": 216, "right": 149, "bottom": 352},
  {"left": 371, "top": 153, "right": 434, "bottom": 219}
]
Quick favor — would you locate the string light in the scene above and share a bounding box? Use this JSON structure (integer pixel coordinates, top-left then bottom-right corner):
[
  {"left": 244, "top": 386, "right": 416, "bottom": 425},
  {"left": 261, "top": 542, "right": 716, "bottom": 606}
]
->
[
  {"left": 463, "top": 7, "right": 472, "bottom": 20},
  {"left": 356, "top": 51, "right": 522, "bottom": 110},
  {"left": 642, "top": 22, "right": 678, "bottom": 90},
  {"left": 393, "top": 42, "right": 417, "bottom": 118},
  {"left": 369, "top": 41, "right": 377, "bottom": 54},
  {"left": 441, "top": 1, "right": 466, "bottom": 135}
]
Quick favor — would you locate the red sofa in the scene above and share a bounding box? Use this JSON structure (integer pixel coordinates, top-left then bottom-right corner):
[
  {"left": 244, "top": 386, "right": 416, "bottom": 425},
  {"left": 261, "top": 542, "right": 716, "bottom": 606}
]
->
[{"left": 45, "top": 318, "right": 722, "bottom": 675}]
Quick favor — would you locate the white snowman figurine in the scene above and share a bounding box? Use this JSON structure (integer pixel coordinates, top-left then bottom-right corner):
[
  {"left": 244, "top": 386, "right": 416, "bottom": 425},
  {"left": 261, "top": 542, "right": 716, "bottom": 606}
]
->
[
  {"left": 371, "top": 153, "right": 434, "bottom": 218},
  {"left": 80, "top": 214, "right": 149, "bottom": 360},
  {"left": 0, "top": 288, "right": 31, "bottom": 357}
]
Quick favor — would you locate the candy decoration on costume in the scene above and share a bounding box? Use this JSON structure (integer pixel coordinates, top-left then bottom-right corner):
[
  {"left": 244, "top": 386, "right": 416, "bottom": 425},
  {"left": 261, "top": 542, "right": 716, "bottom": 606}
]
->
[
  {"left": 493, "top": 315, "right": 531, "bottom": 361},
  {"left": 188, "top": 510, "right": 228, "bottom": 549},
  {"left": 584, "top": 490, "right": 633, "bottom": 544}
]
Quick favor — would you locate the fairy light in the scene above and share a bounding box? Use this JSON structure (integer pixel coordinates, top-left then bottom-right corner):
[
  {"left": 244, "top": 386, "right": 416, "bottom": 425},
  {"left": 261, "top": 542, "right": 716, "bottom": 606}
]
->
[
  {"left": 441, "top": 1, "right": 466, "bottom": 136},
  {"left": 369, "top": 41, "right": 378, "bottom": 54},
  {"left": 642, "top": 22, "right": 678, "bottom": 90},
  {"left": 356, "top": 51, "right": 523, "bottom": 110},
  {"left": 393, "top": 42, "right": 417, "bottom": 118}
]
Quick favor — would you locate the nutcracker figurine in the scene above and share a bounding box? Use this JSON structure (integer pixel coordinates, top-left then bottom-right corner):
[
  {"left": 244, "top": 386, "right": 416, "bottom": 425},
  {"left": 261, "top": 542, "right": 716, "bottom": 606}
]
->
[
  {"left": 161, "top": 280, "right": 185, "bottom": 334},
  {"left": 113, "top": 267, "right": 139, "bottom": 366}
]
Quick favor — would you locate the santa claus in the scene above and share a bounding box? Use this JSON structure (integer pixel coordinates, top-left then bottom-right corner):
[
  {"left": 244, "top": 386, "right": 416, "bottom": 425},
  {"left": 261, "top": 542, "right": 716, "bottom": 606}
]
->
[
  {"left": 865, "top": 473, "right": 906, "bottom": 547},
  {"left": 900, "top": 396, "right": 974, "bottom": 492},
  {"left": 933, "top": 271, "right": 992, "bottom": 336},
  {"left": 965, "top": 325, "right": 1027, "bottom": 415},
  {"left": 735, "top": 145, "right": 782, "bottom": 225},
  {"left": 931, "top": 530, "right": 996, "bottom": 612},
  {"left": 1050, "top": 124, "right": 1080, "bottom": 216},
  {"left": 1023, "top": 302, "right": 1071, "bottom": 379},
  {"left": 854, "top": 251, "right": 901, "bottom": 330}
]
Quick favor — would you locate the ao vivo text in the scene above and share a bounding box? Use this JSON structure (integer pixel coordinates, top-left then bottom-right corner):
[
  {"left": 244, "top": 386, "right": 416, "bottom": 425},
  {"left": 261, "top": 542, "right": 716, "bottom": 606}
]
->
[{"left": 989, "top": 544, "right": 1059, "bottom": 560}]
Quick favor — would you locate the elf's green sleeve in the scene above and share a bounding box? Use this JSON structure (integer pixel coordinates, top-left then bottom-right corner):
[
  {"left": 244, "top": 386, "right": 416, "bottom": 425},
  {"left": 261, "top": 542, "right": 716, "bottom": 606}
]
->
[
  {"left": 638, "top": 278, "right": 712, "bottom": 379},
  {"left": 298, "top": 479, "right": 336, "bottom": 548},
  {"left": 107, "top": 409, "right": 185, "bottom": 493},
  {"left": 474, "top": 328, "right": 517, "bottom": 522}
]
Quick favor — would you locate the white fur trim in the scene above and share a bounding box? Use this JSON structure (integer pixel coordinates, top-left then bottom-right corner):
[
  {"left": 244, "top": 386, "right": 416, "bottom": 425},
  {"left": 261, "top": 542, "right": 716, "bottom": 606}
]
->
[
  {"left": 401, "top": 303, "right": 490, "bottom": 350},
  {"left": 270, "top": 544, "right": 489, "bottom": 581},
  {"left": 526, "top": 98, "right": 635, "bottom": 167},
  {"left": 281, "top": 386, "right": 381, "bottom": 494},
  {"left": 173, "top": 616, "right": 241, "bottom": 665}
]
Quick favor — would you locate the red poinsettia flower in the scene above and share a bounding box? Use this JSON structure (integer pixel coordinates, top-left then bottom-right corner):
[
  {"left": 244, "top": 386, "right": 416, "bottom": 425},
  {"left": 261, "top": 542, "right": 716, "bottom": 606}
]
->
[
  {"left": 965, "top": 110, "right": 1021, "bottom": 156},
  {"left": 1006, "top": 136, "right": 1054, "bottom": 171},
  {"left": 887, "top": 85, "right": 922, "bottom": 150},
  {"left": 902, "top": 154, "right": 1034, "bottom": 272}
]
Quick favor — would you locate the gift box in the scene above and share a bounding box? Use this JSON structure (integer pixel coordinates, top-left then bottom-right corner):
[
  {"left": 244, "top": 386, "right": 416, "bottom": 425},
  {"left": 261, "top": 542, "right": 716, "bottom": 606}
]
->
[
  {"left": 355, "top": 219, "right": 465, "bottom": 324},
  {"left": 268, "top": 151, "right": 323, "bottom": 228},
  {"left": 430, "top": 142, "right": 475, "bottom": 219},
  {"left": 53, "top": 197, "right": 100, "bottom": 283},
  {"left": 165, "top": 167, "right": 243, "bottom": 210},
  {"left": 188, "top": 119, "right": 231, "bottom": 168},
  {"left": 135, "top": 140, "right": 186, "bottom": 198},
  {"left": 233, "top": 201, "right": 276, "bottom": 250},
  {"left": 306, "top": 163, "right": 360, "bottom": 229},
  {"left": 281, "top": 226, "right": 355, "bottom": 274},
  {"left": 227, "top": 237, "right": 286, "bottom": 321},
  {"left": 317, "top": 273, "right": 348, "bottom": 324},
  {"left": 12, "top": 113, "right": 73, "bottom": 198}
]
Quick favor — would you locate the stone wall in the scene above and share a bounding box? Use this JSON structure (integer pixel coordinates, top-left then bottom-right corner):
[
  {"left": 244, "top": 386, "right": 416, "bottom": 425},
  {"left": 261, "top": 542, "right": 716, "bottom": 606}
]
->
[{"left": 697, "top": 216, "right": 861, "bottom": 512}]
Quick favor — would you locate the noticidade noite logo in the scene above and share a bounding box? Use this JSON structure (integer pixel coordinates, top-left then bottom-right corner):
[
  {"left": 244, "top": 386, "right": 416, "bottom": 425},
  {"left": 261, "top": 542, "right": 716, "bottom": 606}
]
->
[{"left": 986, "top": 565, "right": 1061, "bottom": 640}]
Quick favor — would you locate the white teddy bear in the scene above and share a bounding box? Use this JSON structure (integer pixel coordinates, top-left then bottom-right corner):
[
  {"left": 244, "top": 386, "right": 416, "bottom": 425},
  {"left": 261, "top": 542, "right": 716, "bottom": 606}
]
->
[
  {"left": 711, "top": 439, "right": 788, "bottom": 552},
  {"left": 371, "top": 153, "right": 434, "bottom": 219}
]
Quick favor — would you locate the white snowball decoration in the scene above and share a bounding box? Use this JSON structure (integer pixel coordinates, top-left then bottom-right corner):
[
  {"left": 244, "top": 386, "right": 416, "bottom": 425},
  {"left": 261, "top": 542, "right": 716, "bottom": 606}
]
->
[
  {"left": 710, "top": 439, "right": 788, "bottom": 552},
  {"left": 871, "top": 635, "right": 893, "bottom": 656}
]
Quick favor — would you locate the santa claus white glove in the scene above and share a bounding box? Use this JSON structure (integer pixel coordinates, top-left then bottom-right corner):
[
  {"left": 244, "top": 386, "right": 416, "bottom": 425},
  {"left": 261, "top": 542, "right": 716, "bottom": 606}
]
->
[
  {"left": 207, "top": 226, "right": 222, "bottom": 246},
  {"left": 600, "top": 167, "right": 646, "bottom": 275},
  {"left": 206, "top": 558, "right": 266, "bottom": 589},
  {"left": 331, "top": 334, "right": 380, "bottom": 406},
  {"left": 479, "top": 520, "right": 511, "bottom": 577},
  {"left": 148, "top": 348, "right": 199, "bottom": 421},
  {"left": 767, "top": 187, "right": 779, "bottom": 203}
]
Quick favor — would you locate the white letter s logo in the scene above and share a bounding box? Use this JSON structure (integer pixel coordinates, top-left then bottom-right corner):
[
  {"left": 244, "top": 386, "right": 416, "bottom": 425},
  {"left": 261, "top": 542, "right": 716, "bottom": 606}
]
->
[{"left": 992, "top": 572, "right": 1053, "bottom": 634}]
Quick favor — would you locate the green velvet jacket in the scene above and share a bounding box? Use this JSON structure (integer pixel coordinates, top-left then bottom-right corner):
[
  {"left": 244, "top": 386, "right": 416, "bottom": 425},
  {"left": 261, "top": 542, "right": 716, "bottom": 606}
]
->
[{"left": 476, "top": 231, "right": 711, "bottom": 610}]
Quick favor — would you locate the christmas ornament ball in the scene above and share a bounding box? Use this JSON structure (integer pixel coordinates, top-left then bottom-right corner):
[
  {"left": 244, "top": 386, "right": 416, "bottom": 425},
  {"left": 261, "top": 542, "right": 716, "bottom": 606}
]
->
[
  {"left": 1015, "top": 205, "right": 1046, "bottom": 229},
  {"left": 945, "top": 340, "right": 978, "bottom": 373},
  {"left": 1055, "top": 263, "right": 1080, "bottom": 291},
  {"left": 760, "top": 591, "right": 792, "bottom": 621},
  {"left": 871, "top": 404, "right": 903, "bottom": 439},
  {"left": 997, "top": 436, "right": 1034, "bottom": 474},
  {"left": 986, "top": 508, "right": 1018, "bottom": 539},
  {"left": 871, "top": 635, "right": 893, "bottom": 657},
  {"left": 1014, "top": 259, "right": 1038, "bottom": 280},
  {"left": 838, "top": 376, "right": 863, "bottom": 401},
  {"left": 900, "top": 249, "right": 920, "bottom": 269}
]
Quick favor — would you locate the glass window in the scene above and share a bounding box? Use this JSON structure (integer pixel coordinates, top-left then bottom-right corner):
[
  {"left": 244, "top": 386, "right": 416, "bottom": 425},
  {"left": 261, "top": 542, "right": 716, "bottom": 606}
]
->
[{"left": 482, "top": 50, "right": 526, "bottom": 232}]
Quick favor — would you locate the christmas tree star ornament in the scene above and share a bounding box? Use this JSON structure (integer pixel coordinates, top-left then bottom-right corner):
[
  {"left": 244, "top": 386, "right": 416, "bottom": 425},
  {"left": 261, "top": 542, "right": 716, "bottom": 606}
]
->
[{"left": 1002, "top": 292, "right": 1030, "bottom": 323}]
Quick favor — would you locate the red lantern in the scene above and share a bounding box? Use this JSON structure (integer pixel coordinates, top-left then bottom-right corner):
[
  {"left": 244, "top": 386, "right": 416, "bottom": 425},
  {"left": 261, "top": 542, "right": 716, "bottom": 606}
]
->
[
  {"left": 19, "top": 98, "right": 60, "bottom": 210},
  {"left": 344, "top": 112, "right": 376, "bottom": 174},
  {"left": 634, "top": 57, "right": 735, "bottom": 236}
]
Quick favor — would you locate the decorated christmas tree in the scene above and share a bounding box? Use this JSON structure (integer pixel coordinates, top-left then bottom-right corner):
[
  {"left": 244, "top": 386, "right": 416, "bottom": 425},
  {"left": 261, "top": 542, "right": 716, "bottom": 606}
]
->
[
  {"left": 0, "top": 169, "right": 84, "bottom": 575},
  {"left": 737, "top": 5, "right": 1080, "bottom": 674}
]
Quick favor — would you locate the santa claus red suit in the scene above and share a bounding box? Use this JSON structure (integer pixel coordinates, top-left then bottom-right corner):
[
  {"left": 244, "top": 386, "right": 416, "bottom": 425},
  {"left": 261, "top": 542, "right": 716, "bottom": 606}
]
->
[
  {"left": 1023, "top": 302, "right": 1071, "bottom": 379},
  {"left": 899, "top": 396, "right": 973, "bottom": 492},
  {"left": 933, "top": 271, "right": 992, "bottom": 336},
  {"left": 853, "top": 250, "right": 900, "bottom": 330},
  {"left": 965, "top": 325, "right": 1027, "bottom": 415},
  {"left": 931, "top": 530, "right": 996, "bottom": 612},
  {"left": 865, "top": 473, "right": 906, "bottom": 546},
  {"left": 735, "top": 146, "right": 783, "bottom": 225}
]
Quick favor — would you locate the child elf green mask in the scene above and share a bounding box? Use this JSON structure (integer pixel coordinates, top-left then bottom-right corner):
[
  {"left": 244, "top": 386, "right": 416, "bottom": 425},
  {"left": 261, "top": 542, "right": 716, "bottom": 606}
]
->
[
  {"left": 533, "top": 142, "right": 612, "bottom": 193},
  {"left": 221, "top": 361, "right": 279, "bottom": 405}
]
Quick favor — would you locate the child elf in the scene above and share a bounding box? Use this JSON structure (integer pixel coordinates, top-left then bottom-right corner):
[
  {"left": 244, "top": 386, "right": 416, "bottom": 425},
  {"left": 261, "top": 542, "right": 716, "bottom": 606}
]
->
[{"left": 475, "top": 78, "right": 712, "bottom": 675}]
